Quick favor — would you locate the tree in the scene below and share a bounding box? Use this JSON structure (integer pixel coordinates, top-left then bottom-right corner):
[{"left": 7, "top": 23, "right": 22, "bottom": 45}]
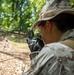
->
[
  {"left": 0, "top": 0, "right": 46, "bottom": 33},
  {"left": 1, "top": 0, "right": 73, "bottom": 33}
]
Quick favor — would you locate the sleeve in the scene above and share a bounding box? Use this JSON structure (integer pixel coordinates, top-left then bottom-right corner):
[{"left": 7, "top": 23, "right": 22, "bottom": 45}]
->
[
  {"left": 23, "top": 43, "right": 74, "bottom": 75},
  {"left": 25, "top": 45, "right": 56, "bottom": 75}
]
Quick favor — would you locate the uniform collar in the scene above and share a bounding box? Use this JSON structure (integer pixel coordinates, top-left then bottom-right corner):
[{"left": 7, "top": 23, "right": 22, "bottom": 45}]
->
[{"left": 60, "top": 29, "right": 74, "bottom": 41}]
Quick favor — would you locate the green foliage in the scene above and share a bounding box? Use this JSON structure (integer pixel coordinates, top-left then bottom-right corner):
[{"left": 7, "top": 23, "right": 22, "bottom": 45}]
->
[
  {"left": 0, "top": 0, "right": 46, "bottom": 32},
  {"left": 1, "top": 0, "right": 74, "bottom": 33},
  {"left": 30, "top": 0, "right": 46, "bottom": 22},
  {"left": 71, "top": 0, "right": 74, "bottom": 7}
]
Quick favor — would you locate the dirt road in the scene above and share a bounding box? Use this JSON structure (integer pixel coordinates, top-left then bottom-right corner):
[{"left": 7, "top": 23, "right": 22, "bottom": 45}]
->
[{"left": 0, "top": 38, "right": 31, "bottom": 75}]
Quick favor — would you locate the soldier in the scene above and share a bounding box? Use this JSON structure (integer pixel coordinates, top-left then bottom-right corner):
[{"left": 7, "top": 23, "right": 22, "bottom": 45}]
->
[{"left": 23, "top": 0, "right": 74, "bottom": 75}]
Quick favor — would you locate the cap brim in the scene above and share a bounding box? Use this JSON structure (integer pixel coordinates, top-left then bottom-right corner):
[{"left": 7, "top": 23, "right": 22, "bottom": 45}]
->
[
  {"left": 32, "top": 17, "right": 53, "bottom": 29},
  {"left": 32, "top": 9, "right": 74, "bottom": 29}
]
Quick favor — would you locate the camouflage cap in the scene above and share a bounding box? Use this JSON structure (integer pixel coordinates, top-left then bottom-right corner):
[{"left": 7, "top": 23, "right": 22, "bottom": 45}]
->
[{"left": 32, "top": 0, "right": 74, "bottom": 29}]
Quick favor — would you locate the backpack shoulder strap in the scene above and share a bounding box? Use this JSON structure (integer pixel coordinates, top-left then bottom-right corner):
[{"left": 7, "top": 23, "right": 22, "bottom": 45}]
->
[{"left": 60, "top": 39, "right": 74, "bottom": 50}]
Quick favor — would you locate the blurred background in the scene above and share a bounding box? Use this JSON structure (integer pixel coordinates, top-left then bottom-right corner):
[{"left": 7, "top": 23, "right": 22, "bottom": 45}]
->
[{"left": 0, "top": 0, "right": 74, "bottom": 75}]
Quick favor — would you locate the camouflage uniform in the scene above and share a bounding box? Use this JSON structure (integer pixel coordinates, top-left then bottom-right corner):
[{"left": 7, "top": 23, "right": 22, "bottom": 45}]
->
[
  {"left": 23, "top": 29, "right": 74, "bottom": 75},
  {"left": 23, "top": 0, "right": 74, "bottom": 75}
]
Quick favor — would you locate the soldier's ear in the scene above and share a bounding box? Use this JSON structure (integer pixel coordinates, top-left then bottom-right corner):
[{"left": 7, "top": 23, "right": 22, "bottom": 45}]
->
[{"left": 46, "top": 21, "right": 52, "bottom": 32}]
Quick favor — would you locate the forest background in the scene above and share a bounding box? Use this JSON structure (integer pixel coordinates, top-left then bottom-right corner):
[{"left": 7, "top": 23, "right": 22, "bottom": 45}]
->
[{"left": 0, "top": 0, "right": 74, "bottom": 34}]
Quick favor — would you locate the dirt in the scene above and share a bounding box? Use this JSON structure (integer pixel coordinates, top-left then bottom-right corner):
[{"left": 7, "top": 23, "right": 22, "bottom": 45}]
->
[{"left": 0, "top": 37, "right": 31, "bottom": 75}]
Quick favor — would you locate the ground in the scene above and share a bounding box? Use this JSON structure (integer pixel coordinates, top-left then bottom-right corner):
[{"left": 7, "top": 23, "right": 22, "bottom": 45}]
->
[{"left": 0, "top": 32, "right": 31, "bottom": 75}]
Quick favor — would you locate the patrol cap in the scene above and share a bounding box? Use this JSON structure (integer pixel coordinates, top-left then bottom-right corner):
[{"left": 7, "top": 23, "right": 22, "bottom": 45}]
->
[{"left": 32, "top": 0, "right": 74, "bottom": 29}]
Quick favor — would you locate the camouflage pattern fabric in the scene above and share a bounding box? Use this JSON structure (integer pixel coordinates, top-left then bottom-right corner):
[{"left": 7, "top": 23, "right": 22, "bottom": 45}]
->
[
  {"left": 23, "top": 29, "right": 74, "bottom": 75},
  {"left": 32, "top": 0, "right": 74, "bottom": 29}
]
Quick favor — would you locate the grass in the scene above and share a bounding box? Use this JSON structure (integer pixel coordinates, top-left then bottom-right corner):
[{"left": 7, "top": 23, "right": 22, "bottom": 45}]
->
[
  {"left": 0, "top": 31, "right": 29, "bottom": 51},
  {"left": 7, "top": 33, "right": 26, "bottom": 43}
]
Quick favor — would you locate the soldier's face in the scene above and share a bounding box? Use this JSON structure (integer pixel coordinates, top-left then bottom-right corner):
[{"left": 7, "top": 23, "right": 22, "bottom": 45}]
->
[
  {"left": 38, "top": 21, "right": 52, "bottom": 44},
  {"left": 38, "top": 20, "right": 61, "bottom": 44}
]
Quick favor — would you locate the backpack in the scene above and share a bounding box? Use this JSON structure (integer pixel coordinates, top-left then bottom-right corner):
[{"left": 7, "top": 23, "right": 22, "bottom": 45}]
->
[{"left": 60, "top": 39, "right": 74, "bottom": 50}]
